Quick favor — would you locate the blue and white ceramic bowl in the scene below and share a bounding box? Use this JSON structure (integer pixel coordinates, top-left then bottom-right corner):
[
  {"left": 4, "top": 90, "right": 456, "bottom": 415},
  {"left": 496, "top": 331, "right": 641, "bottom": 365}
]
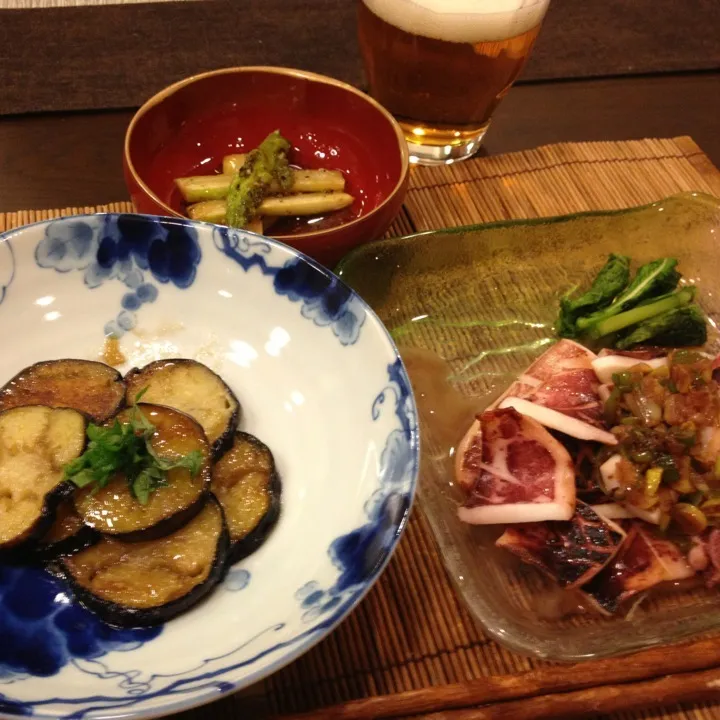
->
[{"left": 0, "top": 214, "right": 419, "bottom": 719}]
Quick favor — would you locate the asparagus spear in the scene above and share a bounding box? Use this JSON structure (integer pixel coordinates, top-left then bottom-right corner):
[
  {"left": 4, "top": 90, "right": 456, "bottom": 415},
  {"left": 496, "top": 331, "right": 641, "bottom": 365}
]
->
[
  {"left": 187, "top": 200, "right": 226, "bottom": 224},
  {"left": 175, "top": 168, "right": 346, "bottom": 203},
  {"left": 175, "top": 175, "right": 233, "bottom": 202},
  {"left": 260, "top": 192, "right": 354, "bottom": 216},
  {"left": 187, "top": 192, "right": 355, "bottom": 225}
]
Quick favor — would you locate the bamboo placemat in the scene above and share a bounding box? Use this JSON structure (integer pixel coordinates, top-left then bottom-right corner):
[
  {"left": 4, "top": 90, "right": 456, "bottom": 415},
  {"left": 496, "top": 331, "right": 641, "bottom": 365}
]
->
[{"left": 3, "top": 136, "right": 720, "bottom": 720}]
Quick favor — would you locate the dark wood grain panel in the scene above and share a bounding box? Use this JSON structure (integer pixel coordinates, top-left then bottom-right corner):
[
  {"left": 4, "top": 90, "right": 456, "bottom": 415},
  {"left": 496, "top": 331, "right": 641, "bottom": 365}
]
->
[
  {"left": 483, "top": 72, "right": 720, "bottom": 162},
  {"left": 0, "top": 110, "right": 135, "bottom": 212},
  {"left": 0, "top": 0, "right": 718, "bottom": 115},
  {"left": 0, "top": 74, "right": 717, "bottom": 213},
  {"left": 0, "top": 0, "right": 362, "bottom": 116},
  {"left": 529, "top": 0, "right": 720, "bottom": 80}
]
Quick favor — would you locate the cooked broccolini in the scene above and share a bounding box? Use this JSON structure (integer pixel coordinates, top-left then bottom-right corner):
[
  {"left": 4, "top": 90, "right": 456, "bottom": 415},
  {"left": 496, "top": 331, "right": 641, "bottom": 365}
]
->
[
  {"left": 226, "top": 130, "right": 293, "bottom": 229},
  {"left": 576, "top": 257, "right": 681, "bottom": 331},
  {"left": 588, "top": 286, "right": 696, "bottom": 339},
  {"left": 557, "top": 254, "right": 630, "bottom": 338},
  {"left": 615, "top": 305, "right": 708, "bottom": 349},
  {"left": 555, "top": 254, "right": 707, "bottom": 351}
]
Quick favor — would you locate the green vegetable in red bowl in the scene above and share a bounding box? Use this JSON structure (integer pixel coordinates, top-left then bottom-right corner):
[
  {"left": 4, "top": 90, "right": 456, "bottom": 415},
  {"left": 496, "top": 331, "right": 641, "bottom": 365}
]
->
[
  {"left": 124, "top": 66, "right": 410, "bottom": 267},
  {"left": 225, "top": 130, "right": 293, "bottom": 229},
  {"left": 180, "top": 130, "right": 356, "bottom": 234}
]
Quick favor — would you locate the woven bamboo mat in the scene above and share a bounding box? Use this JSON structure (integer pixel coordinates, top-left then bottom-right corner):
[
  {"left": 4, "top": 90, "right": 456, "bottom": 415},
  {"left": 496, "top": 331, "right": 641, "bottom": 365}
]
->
[{"left": 2, "top": 136, "right": 720, "bottom": 720}]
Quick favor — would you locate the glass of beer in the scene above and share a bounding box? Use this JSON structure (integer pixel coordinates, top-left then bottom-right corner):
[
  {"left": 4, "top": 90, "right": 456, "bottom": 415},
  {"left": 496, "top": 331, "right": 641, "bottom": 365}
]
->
[{"left": 358, "top": 0, "right": 550, "bottom": 165}]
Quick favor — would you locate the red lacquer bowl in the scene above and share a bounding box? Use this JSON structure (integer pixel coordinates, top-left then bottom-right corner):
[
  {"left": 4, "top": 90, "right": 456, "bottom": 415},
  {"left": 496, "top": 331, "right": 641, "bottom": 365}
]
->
[{"left": 123, "top": 66, "right": 410, "bottom": 268}]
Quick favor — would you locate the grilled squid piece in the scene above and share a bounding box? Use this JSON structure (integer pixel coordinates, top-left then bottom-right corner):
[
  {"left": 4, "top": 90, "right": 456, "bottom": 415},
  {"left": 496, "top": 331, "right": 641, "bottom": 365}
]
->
[
  {"left": 583, "top": 524, "right": 694, "bottom": 615},
  {"left": 456, "top": 408, "right": 576, "bottom": 524},
  {"left": 493, "top": 339, "right": 617, "bottom": 445},
  {"left": 496, "top": 501, "right": 626, "bottom": 589},
  {"left": 591, "top": 354, "right": 668, "bottom": 384}
]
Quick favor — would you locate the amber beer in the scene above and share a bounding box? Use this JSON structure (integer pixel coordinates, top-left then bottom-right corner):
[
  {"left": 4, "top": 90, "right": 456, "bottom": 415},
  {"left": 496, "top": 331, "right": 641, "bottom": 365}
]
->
[{"left": 358, "top": 0, "right": 550, "bottom": 164}]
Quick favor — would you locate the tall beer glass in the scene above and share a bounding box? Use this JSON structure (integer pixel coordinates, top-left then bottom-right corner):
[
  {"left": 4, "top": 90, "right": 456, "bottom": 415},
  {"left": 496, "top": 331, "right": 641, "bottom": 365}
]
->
[{"left": 358, "top": 0, "right": 550, "bottom": 164}]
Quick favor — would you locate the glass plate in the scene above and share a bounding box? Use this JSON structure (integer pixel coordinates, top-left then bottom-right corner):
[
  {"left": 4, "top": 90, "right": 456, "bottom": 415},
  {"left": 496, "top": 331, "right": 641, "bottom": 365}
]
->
[{"left": 335, "top": 192, "right": 720, "bottom": 661}]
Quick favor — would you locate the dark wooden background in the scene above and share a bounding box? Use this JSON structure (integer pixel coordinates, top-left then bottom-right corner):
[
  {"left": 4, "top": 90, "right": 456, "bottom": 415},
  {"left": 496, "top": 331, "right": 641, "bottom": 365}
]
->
[{"left": 1, "top": 0, "right": 719, "bottom": 115}]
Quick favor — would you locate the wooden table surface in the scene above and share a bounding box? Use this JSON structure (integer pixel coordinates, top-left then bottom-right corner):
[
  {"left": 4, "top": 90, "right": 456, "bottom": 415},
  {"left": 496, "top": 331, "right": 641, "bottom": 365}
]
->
[{"left": 0, "top": 72, "right": 718, "bottom": 213}]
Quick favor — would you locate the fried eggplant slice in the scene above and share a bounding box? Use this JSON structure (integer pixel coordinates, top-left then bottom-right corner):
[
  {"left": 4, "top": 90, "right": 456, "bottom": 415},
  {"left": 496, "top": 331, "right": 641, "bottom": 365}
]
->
[
  {"left": 125, "top": 359, "right": 240, "bottom": 456},
  {"left": 0, "top": 359, "right": 125, "bottom": 423},
  {"left": 0, "top": 406, "right": 86, "bottom": 550},
  {"left": 74, "top": 404, "right": 212, "bottom": 541},
  {"left": 35, "top": 499, "right": 99, "bottom": 560},
  {"left": 212, "top": 431, "right": 281, "bottom": 563},
  {"left": 60, "top": 495, "right": 229, "bottom": 627}
]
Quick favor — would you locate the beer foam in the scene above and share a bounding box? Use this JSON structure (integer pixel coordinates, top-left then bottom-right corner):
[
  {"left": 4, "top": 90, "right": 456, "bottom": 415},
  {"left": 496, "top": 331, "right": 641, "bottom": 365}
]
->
[{"left": 363, "top": 0, "right": 549, "bottom": 43}]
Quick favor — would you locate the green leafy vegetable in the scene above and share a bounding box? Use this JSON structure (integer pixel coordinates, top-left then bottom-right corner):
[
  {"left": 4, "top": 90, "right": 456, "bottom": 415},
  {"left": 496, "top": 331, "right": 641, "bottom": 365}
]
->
[
  {"left": 615, "top": 305, "right": 708, "bottom": 350},
  {"left": 555, "top": 254, "right": 707, "bottom": 351},
  {"left": 587, "top": 286, "right": 695, "bottom": 339},
  {"left": 576, "top": 258, "right": 680, "bottom": 331},
  {"left": 225, "top": 130, "right": 293, "bottom": 228},
  {"left": 63, "top": 392, "right": 203, "bottom": 505},
  {"left": 557, "top": 254, "right": 630, "bottom": 338}
]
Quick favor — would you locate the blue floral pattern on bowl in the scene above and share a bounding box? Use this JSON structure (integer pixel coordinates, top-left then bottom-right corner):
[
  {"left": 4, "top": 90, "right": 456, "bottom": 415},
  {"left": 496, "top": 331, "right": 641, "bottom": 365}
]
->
[
  {"left": 35, "top": 215, "right": 201, "bottom": 338},
  {"left": 213, "top": 226, "right": 366, "bottom": 346},
  {"left": 0, "top": 213, "right": 418, "bottom": 719},
  {"left": 0, "top": 566, "right": 161, "bottom": 679}
]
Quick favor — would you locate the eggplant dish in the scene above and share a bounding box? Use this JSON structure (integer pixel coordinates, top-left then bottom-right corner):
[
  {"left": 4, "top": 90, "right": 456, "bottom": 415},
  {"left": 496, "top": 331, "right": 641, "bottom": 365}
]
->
[
  {"left": 212, "top": 431, "right": 281, "bottom": 563},
  {"left": 0, "top": 356, "right": 280, "bottom": 627},
  {"left": 0, "top": 359, "right": 125, "bottom": 422},
  {"left": 73, "top": 404, "right": 212, "bottom": 541},
  {"left": 125, "top": 359, "right": 240, "bottom": 456},
  {"left": 35, "top": 498, "right": 99, "bottom": 560},
  {"left": 60, "top": 495, "right": 229, "bottom": 626},
  {"left": 0, "top": 405, "right": 86, "bottom": 550}
]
